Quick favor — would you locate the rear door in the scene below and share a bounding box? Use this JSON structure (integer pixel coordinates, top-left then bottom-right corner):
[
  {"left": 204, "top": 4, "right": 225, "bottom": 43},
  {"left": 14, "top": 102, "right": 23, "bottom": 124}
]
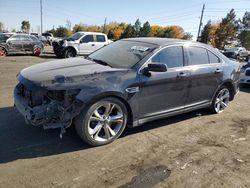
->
[
  {"left": 185, "top": 46, "right": 223, "bottom": 107},
  {"left": 21, "top": 35, "right": 33, "bottom": 52},
  {"left": 94, "top": 34, "right": 107, "bottom": 50},
  {"left": 79, "top": 34, "right": 95, "bottom": 55},
  {"left": 138, "top": 45, "right": 189, "bottom": 118}
]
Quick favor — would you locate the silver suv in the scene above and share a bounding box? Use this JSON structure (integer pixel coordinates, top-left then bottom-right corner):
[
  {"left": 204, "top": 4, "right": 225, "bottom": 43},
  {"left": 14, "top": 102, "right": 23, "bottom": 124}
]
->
[{"left": 53, "top": 32, "right": 112, "bottom": 58}]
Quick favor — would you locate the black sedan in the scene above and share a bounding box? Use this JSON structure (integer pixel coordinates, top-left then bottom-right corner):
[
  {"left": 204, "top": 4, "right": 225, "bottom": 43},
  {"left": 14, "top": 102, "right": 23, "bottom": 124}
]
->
[
  {"left": 14, "top": 38, "right": 241, "bottom": 146},
  {"left": 0, "top": 33, "right": 44, "bottom": 57}
]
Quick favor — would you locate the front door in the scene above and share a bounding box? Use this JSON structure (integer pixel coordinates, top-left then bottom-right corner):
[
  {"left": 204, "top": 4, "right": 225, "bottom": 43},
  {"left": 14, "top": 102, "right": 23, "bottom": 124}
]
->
[
  {"left": 79, "top": 34, "right": 96, "bottom": 55},
  {"left": 138, "top": 46, "right": 189, "bottom": 118}
]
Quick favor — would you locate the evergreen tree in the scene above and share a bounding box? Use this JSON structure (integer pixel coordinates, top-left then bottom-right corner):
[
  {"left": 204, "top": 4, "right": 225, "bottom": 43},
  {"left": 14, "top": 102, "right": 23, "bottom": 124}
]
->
[
  {"left": 139, "top": 21, "right": 151, "bottom": 37},
  {"left": 133, "top": 19, "right": 141, "bottom": 37},
  {"left": 21, "top": 20, "right": 30, "bottom": 33},
  {"left": 200, "top": 20, "right": 211, "bottom": 43},
  {"left": 121, "top": 24, "right": 135, "bottom": 38},
  {"left": 214, "top": 9, "right": 238, "bottom": 48},
  {"left": 238, "top": 11, "right": 250, "bottom": 49}
]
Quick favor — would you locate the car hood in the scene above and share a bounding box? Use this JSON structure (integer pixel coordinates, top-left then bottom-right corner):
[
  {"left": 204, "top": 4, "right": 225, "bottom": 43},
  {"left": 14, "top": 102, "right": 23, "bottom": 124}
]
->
[{"left": 19, "top": 57, "right": 131, "bottom": 89}]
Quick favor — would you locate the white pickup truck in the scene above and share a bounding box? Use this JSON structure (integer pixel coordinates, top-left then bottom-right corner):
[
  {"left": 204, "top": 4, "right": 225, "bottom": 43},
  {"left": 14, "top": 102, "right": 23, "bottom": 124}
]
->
[{"left": 53, "top": 32, "right": 112, "bottom": 58}]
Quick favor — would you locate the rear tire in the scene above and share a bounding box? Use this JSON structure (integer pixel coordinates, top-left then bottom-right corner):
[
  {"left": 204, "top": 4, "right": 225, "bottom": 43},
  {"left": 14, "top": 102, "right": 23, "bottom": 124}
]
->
[
  {"left": 33, "top": 46, "right": 42, "bottom": 56},
  {"left": 75, "top": 97, "right": 128, "bottom": 146},
  {"left": 210, "top": 86, "right": 230, "bottom": 114}
]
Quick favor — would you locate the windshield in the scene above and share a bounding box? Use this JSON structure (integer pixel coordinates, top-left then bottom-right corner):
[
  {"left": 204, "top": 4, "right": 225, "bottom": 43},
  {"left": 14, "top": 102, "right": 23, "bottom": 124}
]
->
[
  {"left": 67, "top": 32, "right": 85, "bottom": 41},
  {"left": 88, "top": 40, "right": 157, "bottom": 68}
]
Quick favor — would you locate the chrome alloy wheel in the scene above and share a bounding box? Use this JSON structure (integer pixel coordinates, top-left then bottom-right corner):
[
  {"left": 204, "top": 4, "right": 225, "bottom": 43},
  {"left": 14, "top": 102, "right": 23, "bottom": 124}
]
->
[
  {"left": 214, "top": 88, "right": 230, "bottom": 113},
  {"left": 87, "top": 102, "right": 124, "bottom": 142}
]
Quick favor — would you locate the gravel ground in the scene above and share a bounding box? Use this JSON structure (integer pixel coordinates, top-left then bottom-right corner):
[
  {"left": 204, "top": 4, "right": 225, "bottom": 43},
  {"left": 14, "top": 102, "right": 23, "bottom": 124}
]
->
[{"left": 0, "top": 47, "right": 249, "bottom": 188}]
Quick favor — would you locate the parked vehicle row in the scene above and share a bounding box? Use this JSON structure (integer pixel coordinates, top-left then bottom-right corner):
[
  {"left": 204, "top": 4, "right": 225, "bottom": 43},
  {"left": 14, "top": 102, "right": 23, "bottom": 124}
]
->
[
  {"left": 223, "top": 47, "right": 250, "bottom": 60},
  {"left": 14, "top": 38, "right": 241, "bottom": 146},
  {"left": 0, "top": 33, "right": 44, "bottom": 57},
  {"left": 52, "top": 32, "right": 112, "bottom": 58}
]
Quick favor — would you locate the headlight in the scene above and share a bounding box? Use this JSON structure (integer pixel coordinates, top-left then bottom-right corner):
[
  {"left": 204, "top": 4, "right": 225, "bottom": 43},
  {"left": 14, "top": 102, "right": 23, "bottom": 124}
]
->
[{"left": 62, "top": 40, "right": 67, "bottom": 47}]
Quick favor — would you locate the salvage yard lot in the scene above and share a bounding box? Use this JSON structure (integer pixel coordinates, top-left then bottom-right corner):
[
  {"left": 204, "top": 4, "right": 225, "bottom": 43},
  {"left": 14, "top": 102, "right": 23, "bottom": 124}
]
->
[{"left": 0, "top": 47, "right": 250, "bottom": 188}]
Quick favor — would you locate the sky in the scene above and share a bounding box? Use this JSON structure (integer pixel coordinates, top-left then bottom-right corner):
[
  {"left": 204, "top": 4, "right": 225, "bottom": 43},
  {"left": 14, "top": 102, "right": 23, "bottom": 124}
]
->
[{"left": 0, "top": 0, "right": 250, "bottom": 39}]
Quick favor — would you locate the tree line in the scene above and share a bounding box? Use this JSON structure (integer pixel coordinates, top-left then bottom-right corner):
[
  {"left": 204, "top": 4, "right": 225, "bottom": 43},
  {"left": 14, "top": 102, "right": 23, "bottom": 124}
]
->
[
  {"left": 46, "top": 19, "right": 192, "bottom": 40},
  {"left": 199, "top": 9, "right": 250, "bottom": 49}
]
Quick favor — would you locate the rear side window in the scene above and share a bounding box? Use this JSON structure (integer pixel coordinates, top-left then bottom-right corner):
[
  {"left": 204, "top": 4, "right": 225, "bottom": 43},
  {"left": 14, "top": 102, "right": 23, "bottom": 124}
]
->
[
  {"left": 81, "top": 35, "right": 94, "bottom": 43},
  {"left": 29, "top": 35, "right": 39, "bottom": 42},
  {"left": 208, "top": 50, "right": 220, "bottom": 64},
  {"left": 20, "top": 35, "right": 31, "bottom": 41},
  {"left": 96, "top": 35, "right": 105, "bottom": 42},
  {"left": 151, "top": 46, "right": 184, "bottom": 68},
  {"left": 187, "top": 46, "right": 209, "bottom": 65}
]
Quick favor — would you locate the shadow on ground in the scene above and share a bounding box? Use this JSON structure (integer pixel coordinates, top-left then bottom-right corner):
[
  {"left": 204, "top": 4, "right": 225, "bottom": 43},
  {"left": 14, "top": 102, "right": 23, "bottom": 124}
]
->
[{"left": 0, "top": 106, "right": 210, "bottom": 164}]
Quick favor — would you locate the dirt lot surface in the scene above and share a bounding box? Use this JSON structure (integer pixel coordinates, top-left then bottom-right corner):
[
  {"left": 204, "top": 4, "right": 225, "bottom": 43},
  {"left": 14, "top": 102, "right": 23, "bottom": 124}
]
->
[{"left": 0, "top": 47, "right": 250, "bottom": 188}]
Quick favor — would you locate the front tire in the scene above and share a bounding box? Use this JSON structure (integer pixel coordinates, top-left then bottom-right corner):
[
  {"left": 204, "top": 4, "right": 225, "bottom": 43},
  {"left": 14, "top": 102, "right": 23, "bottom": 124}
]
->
[
  {"left": 0, "top": 47, "right": 7, "bottom": 57},
  {"left": 75, "top": 97, "right": 128, "bottom": 146},
  {"left": 64, "top": 48, "right": 76, "bottom": 58},
  {"left": 210, "top": 86, "right": 230, "bottom": 114}
]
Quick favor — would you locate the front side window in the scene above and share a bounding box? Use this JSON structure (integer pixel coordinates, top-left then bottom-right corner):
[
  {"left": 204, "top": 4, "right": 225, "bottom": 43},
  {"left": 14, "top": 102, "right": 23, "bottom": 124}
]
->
[
  {"left": 96, "top": 35, "right": 105, "bottom": 42},
  {"left": 208, "top": 50, "right": 220, "bottom": 64},
  {"left": 81, "top": 35, "right": 94, "bottom": 43},
  {"left": 151, "top": 46, "right": 184, "bottom": 68},
  {"left": 187, "top": 46, "right": 209, "bottom": 65}
]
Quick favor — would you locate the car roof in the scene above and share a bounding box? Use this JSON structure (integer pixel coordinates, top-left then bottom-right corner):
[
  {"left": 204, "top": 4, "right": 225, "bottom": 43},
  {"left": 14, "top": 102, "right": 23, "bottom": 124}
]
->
[
  {"left": 121, "top": 37, "right": 208, "bottom": 47},
  {"left": 76, "top": 31, "right": 106, "bottom": 35}
]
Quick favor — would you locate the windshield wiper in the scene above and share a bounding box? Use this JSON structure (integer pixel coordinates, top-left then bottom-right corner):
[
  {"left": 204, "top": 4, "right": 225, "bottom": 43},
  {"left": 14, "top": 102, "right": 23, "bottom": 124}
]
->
[{"left": 91, "top": 58, "right": 112, "bottom": 67}]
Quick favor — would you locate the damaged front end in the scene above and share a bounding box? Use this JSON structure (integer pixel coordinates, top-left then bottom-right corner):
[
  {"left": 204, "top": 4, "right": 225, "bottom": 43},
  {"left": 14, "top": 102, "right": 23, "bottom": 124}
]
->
[{"left": 14, "top": 82, "right": 84, "bottom": 136}]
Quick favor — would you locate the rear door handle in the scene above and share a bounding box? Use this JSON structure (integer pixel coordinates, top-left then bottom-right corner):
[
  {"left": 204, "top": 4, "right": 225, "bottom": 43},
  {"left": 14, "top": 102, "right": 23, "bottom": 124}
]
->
[
  {"left": 214, "top": 68, "right": 222, "bottom": 74},
  {"left": 177, "top": 72, "right": 187, "bottom": 78},
  {"left": 91, "top": 44, "right": 95, "bottom": 46}
]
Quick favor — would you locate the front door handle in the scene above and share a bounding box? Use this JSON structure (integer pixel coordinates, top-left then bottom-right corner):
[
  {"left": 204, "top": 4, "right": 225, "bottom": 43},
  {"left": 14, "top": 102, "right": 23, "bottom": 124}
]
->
[
  {"left": 214, "top": 68, "right": 222, "bottom": 74},
  {"left": 177, "top": 72, "right": 187, "bottom": 78},
  {"left": 91, "top": 44, "right": 95, "bottom": 46}
]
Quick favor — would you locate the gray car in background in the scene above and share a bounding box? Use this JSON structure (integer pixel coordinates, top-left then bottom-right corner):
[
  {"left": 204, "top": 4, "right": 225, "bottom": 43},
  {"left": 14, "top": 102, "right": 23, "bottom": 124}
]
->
[
  {"left": 14, "top": 38, "right": 241, "bottom": 146},
  {"left": 0, "top": 33, "right": 44, "bottom": 57}
]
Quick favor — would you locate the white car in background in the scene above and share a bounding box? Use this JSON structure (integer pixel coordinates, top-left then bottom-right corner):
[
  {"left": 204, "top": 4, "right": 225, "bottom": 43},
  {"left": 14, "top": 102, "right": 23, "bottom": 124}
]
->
[
  {"left": 240, "top": 63, "right": 250, "bottom": 85},
  {"left": 52, "top": 32, "right": 113, "bottom": 58}
]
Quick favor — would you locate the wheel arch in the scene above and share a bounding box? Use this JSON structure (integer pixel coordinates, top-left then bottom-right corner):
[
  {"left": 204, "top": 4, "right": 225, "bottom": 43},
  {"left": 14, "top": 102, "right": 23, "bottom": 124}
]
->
[
  {"left": 76, "top": 91, "right": 134, "bottom": 126},
  {"left": 213, "top": 80, "right": 235, "bottom": 101},
  {"left": 65, "top": 46, "right": 78, "bottom": 54}
]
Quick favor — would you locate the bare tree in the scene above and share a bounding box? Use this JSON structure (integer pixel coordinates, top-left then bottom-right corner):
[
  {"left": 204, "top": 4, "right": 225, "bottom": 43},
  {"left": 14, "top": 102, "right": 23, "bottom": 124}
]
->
[{"left": 66, "top": 19, "right": 72, "bottom": 31}]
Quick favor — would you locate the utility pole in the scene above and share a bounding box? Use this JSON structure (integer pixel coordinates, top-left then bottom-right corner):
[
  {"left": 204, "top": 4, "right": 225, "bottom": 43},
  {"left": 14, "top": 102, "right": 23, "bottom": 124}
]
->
[
  {"left": 103, "top": 17, "right": 107, "bottom": 33},
  {"left": 40, "top": 0, "right": 43, "bottom": 35},
  {"left": 197, "top": 4, "right": 205, "bottom": 41}
]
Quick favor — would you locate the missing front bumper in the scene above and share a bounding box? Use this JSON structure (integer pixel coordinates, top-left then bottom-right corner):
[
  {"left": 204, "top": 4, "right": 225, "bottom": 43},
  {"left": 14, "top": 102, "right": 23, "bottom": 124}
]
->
[{"left": 14, "top": 88, "right": 83, "bottom": 130}]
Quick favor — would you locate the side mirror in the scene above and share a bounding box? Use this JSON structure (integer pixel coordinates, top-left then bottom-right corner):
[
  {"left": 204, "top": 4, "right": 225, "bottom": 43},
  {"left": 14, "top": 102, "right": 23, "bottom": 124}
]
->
[{"left": 145, "top": 63, "right": 168, "bottom": 72}]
